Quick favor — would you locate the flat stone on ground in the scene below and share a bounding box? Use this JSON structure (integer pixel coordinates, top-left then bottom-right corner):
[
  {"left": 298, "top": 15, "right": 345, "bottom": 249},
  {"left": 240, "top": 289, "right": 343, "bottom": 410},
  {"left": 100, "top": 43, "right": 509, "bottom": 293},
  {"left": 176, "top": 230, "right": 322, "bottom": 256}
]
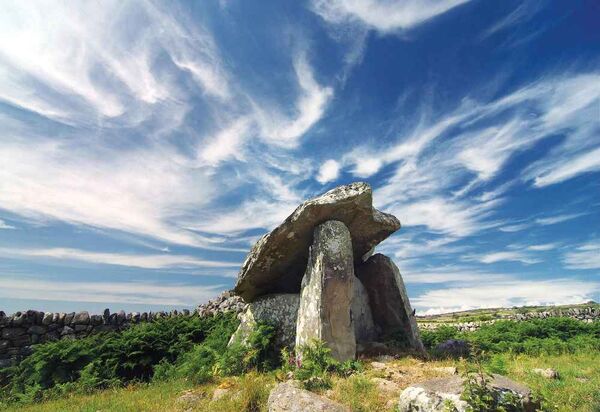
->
[{"left": 268, "top": 382, "right": 349, "bottom": 412}]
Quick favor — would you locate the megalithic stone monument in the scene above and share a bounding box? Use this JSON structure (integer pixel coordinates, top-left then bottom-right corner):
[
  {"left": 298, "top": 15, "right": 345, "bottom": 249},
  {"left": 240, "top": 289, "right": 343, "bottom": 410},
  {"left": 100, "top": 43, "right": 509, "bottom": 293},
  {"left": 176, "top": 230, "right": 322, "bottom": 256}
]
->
[{"left": 230, "top": 182, "right": 425, "bottom": 360}]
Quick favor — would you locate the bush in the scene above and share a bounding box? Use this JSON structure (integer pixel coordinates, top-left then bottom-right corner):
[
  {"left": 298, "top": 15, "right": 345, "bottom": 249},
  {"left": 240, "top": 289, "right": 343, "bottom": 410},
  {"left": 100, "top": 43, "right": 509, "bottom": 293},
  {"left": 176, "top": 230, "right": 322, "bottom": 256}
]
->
[
  {"left": 0, "top": 312, "right": 239, "bottom": 404},
  {"left": 284, "top": 339, "right": 362, "bottom": 391},
  {"left": 421, "top": 318, "right": 599, "bottom": 356}
]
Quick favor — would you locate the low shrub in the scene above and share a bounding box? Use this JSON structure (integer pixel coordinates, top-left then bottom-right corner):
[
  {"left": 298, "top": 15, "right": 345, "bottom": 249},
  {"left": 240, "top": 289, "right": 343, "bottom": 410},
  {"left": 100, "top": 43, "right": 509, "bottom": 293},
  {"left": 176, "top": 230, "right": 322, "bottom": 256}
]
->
[
  {"left": 283, "top": 339, "right": 362, "bottom": 391},
  {"left": 421, "top": 318, "right": 599, "bottom": 356},
  {"left": 0, "top": 312, "right": 239, "bottom": 404}
]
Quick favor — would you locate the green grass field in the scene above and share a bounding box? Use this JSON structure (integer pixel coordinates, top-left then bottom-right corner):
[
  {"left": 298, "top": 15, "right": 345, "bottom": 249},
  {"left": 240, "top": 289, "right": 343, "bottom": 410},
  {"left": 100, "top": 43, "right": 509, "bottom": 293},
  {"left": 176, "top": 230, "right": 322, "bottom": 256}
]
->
[{"left": 5, "top": 351, "right": 599, "bottom": 412}]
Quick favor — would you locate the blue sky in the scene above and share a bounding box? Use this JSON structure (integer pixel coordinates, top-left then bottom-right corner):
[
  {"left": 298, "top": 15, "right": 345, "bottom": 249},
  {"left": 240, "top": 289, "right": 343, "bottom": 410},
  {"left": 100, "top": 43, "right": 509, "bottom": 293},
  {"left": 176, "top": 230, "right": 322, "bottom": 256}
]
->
[{"left": 0, "top": 0, "right": 599, "bottom": 315}]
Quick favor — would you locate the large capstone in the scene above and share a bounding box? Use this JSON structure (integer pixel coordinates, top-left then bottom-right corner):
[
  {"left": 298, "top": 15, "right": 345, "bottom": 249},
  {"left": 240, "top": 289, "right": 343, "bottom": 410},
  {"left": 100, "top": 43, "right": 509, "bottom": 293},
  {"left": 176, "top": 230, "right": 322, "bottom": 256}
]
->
[
  {"left": 356, "top": 254, "right": 425, "bottom": 353},
  {"left": 234, "top": 182, "right": 401, "bottom": 302},
  {"left": 295, "top": 220, "right": 356, "bottom": 361},
  {"left": 229, "top": 294, "right": 299, "bottom": 349}
]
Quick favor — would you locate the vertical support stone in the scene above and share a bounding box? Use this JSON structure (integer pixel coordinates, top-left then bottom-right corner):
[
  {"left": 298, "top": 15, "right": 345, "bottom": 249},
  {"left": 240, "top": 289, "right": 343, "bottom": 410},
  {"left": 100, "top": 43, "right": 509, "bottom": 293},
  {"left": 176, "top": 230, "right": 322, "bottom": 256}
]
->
[
  {"left": 352, "top": 277, "right": 377, "bottom": 343},
  {"left": 356, "top": 253, "right": 425, "bottom": 354},
  {"left": 295, "top": 220, "right": 356, "bottom": 361}
]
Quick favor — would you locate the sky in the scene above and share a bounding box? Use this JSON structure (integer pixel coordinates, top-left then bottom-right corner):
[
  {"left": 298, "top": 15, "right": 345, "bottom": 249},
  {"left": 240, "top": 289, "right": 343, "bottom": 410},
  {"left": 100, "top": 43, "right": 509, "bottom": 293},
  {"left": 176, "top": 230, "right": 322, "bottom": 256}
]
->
[{"left": 0, "top": 0, "right": 599, "bottom": 315}]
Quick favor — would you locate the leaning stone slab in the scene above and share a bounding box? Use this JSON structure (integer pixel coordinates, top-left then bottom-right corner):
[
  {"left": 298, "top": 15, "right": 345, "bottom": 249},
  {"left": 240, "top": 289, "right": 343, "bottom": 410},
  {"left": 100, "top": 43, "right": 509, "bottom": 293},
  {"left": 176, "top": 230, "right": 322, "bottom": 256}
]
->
[
  {"left": 352, "top": 278, "right": 377, "bottom": 343},
  {"left": 229, "top": 294, "right": 299, "bottom": 349},
  {"left": 397, "top": 374, "right": 538, "bottom": 412},
  {"left": 356, "top": 254, "right": 425, "bottom": 353},
  {"left": 235, "top": 182, "right": 401, "bottom": 301},
  {"left": 268, "top": 382, "right": 349, "bottom": 412},
  {"left": 295, "top": 220, "right": 356, "bottom": 361}
]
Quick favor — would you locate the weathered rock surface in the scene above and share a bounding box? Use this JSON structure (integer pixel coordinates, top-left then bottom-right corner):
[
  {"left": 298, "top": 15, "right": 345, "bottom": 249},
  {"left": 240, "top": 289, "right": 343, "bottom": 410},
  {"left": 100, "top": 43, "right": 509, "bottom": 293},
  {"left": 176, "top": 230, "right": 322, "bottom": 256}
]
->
[
  {"left": 267, "top": 382, "right": 349, "bottom": 412},
  {"left": 295, "top": 221, "right": 356, "bottom": 361},
  {"left": 356, "top": 254, "right": 424, "bottom": 353},
  {"left": 351, "top": 278, "right": 377, "bottom": 343},
  {"left": 229, "top": 294, "right": 300, "bottom": 349},
  {"left": 398, "top": 374, "right": 537, "bottom": 412},
  {"left": 235, "top": 182, "right": 401, "bottom": 301}
]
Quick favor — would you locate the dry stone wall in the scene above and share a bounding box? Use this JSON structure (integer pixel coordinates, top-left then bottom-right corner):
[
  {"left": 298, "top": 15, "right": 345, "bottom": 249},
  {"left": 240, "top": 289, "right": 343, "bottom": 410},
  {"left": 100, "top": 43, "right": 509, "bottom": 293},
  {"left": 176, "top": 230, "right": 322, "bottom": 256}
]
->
[
  {"left": 0, "top": 291, "right": 246, "bottom": 368},
  {"left": 418, "top": 306, "right": 600, "bottom": 332}
]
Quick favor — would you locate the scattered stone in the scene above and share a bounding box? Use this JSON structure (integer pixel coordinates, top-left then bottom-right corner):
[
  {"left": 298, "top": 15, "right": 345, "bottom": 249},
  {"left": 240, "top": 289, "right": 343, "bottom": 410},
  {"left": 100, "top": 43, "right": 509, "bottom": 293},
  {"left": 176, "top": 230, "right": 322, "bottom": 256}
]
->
[
  {"left": 212, "top": 387, "right": 230, "bottom": 401},
  {"left": 230, "top": 294, "right": 300, "bottom": 349},
  {"left": 235, "top": 182, "right": 401, "bottom": 301},
  {"left": 176, "top": 390, "right": 203, "bottom": 405},
  {"left": 398, "top": 374, "right": 538, "bottom": 412},
  {"left": 370, "top": 361, "right": 387, "bottom": 369},
  {"left": 371, "top": 377, "right": 402, "bottom": 394},
  {"left": 532, "top": 368, "right": 559, "bottom": 379},
  {"left": 356, "top": 254, "right": 425, "bottom": 353},
  {"left": 267, "top": 382, "right": 349, "bottom": 412},
  {"left": 295, "top": 221, "right": 356, "bottom": 361}
]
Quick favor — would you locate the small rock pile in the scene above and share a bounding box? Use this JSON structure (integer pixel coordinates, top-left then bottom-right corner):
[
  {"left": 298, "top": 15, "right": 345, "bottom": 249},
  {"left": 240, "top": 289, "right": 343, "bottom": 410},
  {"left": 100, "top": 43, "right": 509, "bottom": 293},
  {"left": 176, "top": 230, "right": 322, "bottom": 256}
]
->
[{"left": 196, "top": 290, "right": 247, "bottom": 317}]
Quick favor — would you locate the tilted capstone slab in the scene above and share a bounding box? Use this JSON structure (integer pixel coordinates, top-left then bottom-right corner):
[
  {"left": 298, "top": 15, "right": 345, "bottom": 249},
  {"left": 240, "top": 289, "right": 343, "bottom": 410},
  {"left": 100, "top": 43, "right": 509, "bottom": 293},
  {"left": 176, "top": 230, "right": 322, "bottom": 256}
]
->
[
  {"left": 356, "top": 254, "right": 425, "bottom": 354},
  {"left": 234, "top": 182, "right": 401, "bottom": 302},
  {"left": 295, "top": 220, "right": 356, "bottom": 362}
]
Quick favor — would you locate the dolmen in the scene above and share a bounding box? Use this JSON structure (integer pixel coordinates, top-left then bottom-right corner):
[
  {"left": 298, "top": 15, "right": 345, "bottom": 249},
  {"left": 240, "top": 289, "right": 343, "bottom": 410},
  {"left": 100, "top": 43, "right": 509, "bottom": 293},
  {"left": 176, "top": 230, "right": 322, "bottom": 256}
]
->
[{"left": 230, "top": 182, "right": 425, "bottom": 360}]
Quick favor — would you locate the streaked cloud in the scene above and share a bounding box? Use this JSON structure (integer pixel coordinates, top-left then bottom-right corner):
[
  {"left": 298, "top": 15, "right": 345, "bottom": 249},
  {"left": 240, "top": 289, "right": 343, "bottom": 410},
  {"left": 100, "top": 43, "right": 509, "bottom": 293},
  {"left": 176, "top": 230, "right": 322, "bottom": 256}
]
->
[
  {"left": 413, "top": 279, "right": 600, "bottom": 315},
  {"left": 311, "top": 0, "right": 471, "bottom": 32},
  {"left": 563, "top": 241, "right": 600, "bottom": 270},
  {"left": 0, "top": 247, "right": 239, "bottom": 271}
]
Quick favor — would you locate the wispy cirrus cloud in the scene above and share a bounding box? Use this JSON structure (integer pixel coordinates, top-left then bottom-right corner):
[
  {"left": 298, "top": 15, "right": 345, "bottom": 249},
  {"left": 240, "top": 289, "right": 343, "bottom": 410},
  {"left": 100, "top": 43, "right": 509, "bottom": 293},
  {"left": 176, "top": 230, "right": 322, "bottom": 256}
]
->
[
  {"left": 311, "top": 0, "right": 471, "bottom": 32},
  {"left": 0, "top": 219, "right": 15, "bottom": 230},
  {"left": 0, "top": 247, "right": 239, "bottom": 271},
  {"left": 563, "top": 241, "right": 600, "bottom": 270},
  {"left": 0, "top": 276, "right": 224, "bottom": 307},
  {"left": 413, "top": 279, "right": 600, "bottom": 315}
]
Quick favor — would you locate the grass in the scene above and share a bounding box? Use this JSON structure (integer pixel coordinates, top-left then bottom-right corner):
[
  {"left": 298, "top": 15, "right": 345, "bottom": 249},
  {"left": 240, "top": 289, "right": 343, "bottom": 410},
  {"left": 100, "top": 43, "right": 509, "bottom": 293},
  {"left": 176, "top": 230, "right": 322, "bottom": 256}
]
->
[{"left": 9, "top": 351, "right": 597, "bottom": 411}]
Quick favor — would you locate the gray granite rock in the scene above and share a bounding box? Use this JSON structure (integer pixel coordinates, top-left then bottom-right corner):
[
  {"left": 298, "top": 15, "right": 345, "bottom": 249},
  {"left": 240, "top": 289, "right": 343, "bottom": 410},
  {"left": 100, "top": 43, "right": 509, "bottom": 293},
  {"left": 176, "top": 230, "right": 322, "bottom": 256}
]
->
[
  {"left": 229, "top": 294, "right": 300, "bottom": 349},
  {"left": 235, "top": 182, "right": 400, "bottom": 301},
  {"left": 398, "top": 374, "right": 538, "bottom": 412},
  {"left": 356, "top": 254, "right": 425, "bottom": 353},
  {"left": 352, "top": 278, "right": 377, "bottom": 343},
  {"left": 268, "top": 382, "right": 349, "bottom": 412},
  {"left": 296, "top": 220, "right": 356, "bottom": 361}
]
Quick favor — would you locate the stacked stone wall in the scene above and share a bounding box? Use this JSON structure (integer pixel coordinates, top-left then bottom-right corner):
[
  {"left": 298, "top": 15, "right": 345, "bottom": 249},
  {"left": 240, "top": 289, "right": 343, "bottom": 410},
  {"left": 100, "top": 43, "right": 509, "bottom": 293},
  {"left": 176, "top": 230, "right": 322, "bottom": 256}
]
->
[
  {"left": 417, "top": 306, "right": 600, "bottom": 332},
  {"left": 0, "top": 291, "right": 246, "bottom": 368}
]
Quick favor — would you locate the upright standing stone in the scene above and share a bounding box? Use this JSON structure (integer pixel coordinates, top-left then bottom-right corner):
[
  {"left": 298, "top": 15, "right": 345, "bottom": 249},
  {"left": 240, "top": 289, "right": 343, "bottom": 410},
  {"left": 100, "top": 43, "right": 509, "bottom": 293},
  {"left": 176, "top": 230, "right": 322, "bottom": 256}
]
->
[
  {"left": 295, "top": 220, "right": 356, "bottom": 361},
  {"left": 356, "top": 254, "right": 425, "bottom": 353},
  {"left": 352, "top": 278, "right": 377, "bottom": 343}
]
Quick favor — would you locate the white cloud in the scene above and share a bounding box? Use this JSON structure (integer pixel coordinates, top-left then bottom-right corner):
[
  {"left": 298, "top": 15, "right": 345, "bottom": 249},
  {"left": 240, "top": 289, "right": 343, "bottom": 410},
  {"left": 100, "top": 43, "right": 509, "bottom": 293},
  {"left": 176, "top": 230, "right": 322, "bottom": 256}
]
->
[
  {"left": 534, "top": 147, "right": 600, "bottom": 187},
  {"left": 498, "top": 223, "right": 531, "bottom": 233},
  {"left": 198, "top": 117, "right": 251, "bottom": 166},
  {"left": 0, "top": 247, "right": 239, "bottom": 271},
  {"left": 475, "top": 251, "right": 540, "bottom": 265},
  {"left": 0, "top": 219, "right": 15, "bottom": 230},
  {"left": 535, "top": 213, "right": 586, "bottom": 225},
  {"left": 563, "top": 241, "right": 600, "bottom": 270},
  {"left": 0, "top": 139, "right": 220, "bottom": 247},
  {"left": 255, "top": 54, "right": 333, "bottom": 147},
  {"left": 0, "top": 277, "right": 224, "bottom": 307},
  {"left": 412, "top": 279, "right": 600, "bottom": 314},
  {"left": 316, "top": 159, "right": 341, "bottom": 184},
  {"left": 312, "top": 0, "right": 471, "bottom": 32},
  {"left": 526, "top": 243, "right": 559, "bottom": 251}
]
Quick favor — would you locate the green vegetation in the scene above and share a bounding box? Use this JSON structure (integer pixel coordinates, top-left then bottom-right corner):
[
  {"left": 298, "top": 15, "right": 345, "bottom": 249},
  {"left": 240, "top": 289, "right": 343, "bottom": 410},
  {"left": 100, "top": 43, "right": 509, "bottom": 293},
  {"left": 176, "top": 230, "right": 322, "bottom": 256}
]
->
[
  {"left": 0, "top": 313, "right": 242, "bottom": 406},
  {"left": 1, "top": 313, "right": 598, "bottom": 411},
  {"left": 421, "top": 317, "right": 600, "bottom": 356}
]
